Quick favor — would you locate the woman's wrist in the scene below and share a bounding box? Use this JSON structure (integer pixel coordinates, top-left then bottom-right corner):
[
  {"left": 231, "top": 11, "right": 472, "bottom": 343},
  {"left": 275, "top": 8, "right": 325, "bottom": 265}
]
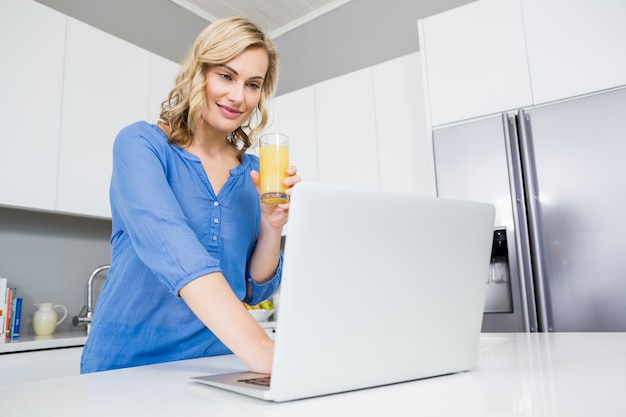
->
[
  {"left": 245, "top": 336, "right": 274, "bottom": 374},
  {"left": 249, "top": 227, "right": 281, "bottom": 283}
]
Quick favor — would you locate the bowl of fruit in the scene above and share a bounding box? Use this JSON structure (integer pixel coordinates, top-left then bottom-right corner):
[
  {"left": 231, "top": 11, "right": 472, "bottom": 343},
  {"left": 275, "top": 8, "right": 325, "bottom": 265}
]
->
[{"left": 243, "top": 300, "right": 274, "bottom": 322}]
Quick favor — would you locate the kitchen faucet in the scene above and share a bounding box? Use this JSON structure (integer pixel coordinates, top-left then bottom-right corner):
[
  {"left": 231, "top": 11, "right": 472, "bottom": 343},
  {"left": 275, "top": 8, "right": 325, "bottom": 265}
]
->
[{"left": 72, "top": 264, "right": 110, "bottom": 334}]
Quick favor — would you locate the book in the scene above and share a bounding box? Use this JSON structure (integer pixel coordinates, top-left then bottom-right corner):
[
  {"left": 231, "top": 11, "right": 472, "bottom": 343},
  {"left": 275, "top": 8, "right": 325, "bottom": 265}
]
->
[
  {"left": 0, "top": 277, "right": 7, "bottom": 339},
  {"left": 5, "top": 287, "right": 14, "bottom": 338},
  {"left": 11, "top": 297, "right": 22, "bottom": 339}
]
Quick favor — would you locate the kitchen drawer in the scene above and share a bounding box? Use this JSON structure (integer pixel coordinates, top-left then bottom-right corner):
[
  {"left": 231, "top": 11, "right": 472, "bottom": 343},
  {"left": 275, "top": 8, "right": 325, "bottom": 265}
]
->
[{"left": 0, "top": 347, "right": 83, "bottom": 385}]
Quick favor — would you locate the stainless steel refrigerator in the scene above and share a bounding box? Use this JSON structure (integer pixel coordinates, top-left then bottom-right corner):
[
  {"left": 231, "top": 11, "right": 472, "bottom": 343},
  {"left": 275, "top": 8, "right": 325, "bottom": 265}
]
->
[{"left": 432, "top": 86, "right": 626, "bottom": 332}]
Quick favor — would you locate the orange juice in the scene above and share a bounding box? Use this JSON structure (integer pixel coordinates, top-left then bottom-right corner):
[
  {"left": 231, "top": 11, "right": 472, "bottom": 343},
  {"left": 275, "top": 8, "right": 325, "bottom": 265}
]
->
[{"left": 259, "top": 133, "right": 289, "bottom": 205}]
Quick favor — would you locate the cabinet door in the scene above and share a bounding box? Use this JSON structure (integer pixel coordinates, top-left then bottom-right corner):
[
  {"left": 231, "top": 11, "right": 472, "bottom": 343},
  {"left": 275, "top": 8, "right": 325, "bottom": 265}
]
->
[
  {"left": 269, "top": 87, "right": 318, "bottom": 183},
  {"left": 149, "top": 54, "right": 180, "bottom": 123},
  {"left": 523, "top": 0, "right": 626, "bottom": 104},
  {"left": 372, "top": 53, "right": 435, "bottom": 197},
  {"left": 420, "top": 0, "right": 532, "bottom": 126},
  {"left": 57, "top": 18, "right": 150, "bottom": 218},
  {"left": 314, "top": 68, "right": 379, "bottom": 190},
  {"left": 0, "top": 0, "right": 65, "bottom": 210},
  {"left": 0, "top": 347, "right": 83, "bottom": 384}
]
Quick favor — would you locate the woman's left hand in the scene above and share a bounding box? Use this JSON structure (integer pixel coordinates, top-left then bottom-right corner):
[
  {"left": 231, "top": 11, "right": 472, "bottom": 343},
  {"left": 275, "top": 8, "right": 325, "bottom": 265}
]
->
[{"left": 250, "top": 166, "right": 301, "bottom": 229}]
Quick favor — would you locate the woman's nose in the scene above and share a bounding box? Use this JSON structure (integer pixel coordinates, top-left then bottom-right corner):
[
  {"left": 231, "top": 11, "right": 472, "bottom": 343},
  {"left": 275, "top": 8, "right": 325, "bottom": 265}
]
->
[{"left": 227, "top": 82, "right": 245, "bottom": 103}]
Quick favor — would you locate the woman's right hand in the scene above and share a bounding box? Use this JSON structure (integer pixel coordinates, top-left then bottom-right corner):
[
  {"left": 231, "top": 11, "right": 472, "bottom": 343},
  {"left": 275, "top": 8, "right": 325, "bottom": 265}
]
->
[
  {"left": 179, "top": 272, "right": 275, "bottom": 374},
  {"left": 246, "top": 338, "right": 274, "bottom": 374}
]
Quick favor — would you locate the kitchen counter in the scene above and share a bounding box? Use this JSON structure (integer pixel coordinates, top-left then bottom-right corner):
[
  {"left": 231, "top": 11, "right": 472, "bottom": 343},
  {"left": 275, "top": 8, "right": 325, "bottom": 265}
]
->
[
  {"left": 0, "top": 330, "right": 87, "bottom": 354},
  {"left": 1, "top": 332, "right": 624, "bottom": 416}
]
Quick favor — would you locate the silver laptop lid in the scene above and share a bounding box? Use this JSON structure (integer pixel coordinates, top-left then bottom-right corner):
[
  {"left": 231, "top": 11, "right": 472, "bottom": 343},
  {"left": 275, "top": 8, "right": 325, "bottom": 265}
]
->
[{"left": 269, "top": 182, "right": 495, "bottom": 402}]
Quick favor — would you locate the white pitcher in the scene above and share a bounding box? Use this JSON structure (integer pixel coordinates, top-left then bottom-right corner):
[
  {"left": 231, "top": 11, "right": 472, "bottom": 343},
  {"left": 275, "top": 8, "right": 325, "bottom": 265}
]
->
[{"left": 33, "top": 303, "right": 67, "bottom": 336}]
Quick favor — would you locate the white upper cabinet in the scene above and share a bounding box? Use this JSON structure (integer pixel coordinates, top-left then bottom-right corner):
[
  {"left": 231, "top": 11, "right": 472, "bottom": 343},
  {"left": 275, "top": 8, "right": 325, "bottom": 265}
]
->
[
  {"left": 314, "top": 68, "right": 380, "bottom": 191},
  {"left": 56, "top": 18, "right": 151, "bottom": 218},
  {"left": 270, "top": 52, "right": 433, "bottom": 198},
  {"left": 149, "top": 54, "right": 181, "bottom": 123},
  {"left": 372, "top": 52, "right": 435, "bottom": 197},
  {"left": 2, "top": 1, "right": 180, "bottom": 219},
  {"left": 420, "top": 0, "right": 626, "bottom": 126},
  {"left": 522, "top": 0, "right": 626, "bottom": 104},
  {"left": 0, "top": 0, "right": 66, "bottom": 210},
  {"left": 269, "top": 87, "right": 318, "bottom": 183},
  {"left": 419, "top": 0, "right": 532, "bottom": 126}
]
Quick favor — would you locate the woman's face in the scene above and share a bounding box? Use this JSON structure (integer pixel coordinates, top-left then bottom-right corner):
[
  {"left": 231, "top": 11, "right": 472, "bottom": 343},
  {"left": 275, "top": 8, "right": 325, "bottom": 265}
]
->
[{"left": 203, "top": 47, "right": 269, "bottom": 136}]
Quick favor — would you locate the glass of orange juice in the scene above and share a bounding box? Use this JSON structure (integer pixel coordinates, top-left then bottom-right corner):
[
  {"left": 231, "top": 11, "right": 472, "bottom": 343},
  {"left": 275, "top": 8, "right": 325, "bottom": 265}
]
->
[{"left": 259, "top": 132, "right": 289, "bottom": 205}]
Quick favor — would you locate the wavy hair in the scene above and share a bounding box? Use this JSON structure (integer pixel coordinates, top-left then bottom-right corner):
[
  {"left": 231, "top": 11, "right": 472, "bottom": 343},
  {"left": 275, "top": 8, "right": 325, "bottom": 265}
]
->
[{"left": 159, "top": 17, "right": 279, "bottom": 160}]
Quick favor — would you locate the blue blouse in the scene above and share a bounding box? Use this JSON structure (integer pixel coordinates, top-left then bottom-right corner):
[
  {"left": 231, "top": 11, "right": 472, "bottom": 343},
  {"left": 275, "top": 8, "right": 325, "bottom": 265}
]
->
[{"left": 80, "top": 121, "right": 281, "bottom": 373}]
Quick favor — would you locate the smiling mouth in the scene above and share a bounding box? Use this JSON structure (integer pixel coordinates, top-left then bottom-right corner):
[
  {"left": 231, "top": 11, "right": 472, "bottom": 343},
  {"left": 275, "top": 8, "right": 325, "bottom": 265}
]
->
[{"left": 218, "top": 104, "right": 243, "bottom": 118}]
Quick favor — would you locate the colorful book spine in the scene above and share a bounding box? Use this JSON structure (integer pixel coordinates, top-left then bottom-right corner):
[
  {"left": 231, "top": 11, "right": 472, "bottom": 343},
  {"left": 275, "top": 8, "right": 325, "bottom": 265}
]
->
[
  {"left": 5, "top": 288, "right": 14, "bottom": 338},
  {"left": 0, "top": 277, "right": 8, "bottom": 340},
  {"left": 11, "top": 297, "right": 22, "bottom": 338}
]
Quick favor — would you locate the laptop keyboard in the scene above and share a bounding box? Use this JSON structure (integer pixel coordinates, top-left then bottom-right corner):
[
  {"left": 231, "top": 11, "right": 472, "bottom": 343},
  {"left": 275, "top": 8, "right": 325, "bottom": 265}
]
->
[{"left": 238, "top": 376, "right": 271, "bottom": 387}]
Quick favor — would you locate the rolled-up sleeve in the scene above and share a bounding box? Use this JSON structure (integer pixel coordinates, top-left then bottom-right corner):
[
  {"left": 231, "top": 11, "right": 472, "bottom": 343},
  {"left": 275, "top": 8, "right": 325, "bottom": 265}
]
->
[{"left": 245, "top": 251, "right": 283, "bottom": 305}]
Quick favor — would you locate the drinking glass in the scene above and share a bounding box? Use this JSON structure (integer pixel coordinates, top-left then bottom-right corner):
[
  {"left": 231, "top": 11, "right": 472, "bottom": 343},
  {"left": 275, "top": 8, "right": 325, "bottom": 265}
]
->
[{"left": 259, "top": 133, "right": 289, "bottom": 205}]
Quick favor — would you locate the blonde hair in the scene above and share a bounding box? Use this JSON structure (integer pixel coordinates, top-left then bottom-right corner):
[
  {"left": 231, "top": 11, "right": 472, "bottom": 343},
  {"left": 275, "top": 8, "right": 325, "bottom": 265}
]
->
[{"left": 159, "top": 17, "right": 279, "bottom": 160}]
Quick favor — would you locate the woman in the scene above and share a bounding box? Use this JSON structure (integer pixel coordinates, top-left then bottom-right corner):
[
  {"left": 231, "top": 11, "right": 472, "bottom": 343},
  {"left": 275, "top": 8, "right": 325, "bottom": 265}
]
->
[{"left": 80, "top": 17, "right": 299, "bottom": 374}]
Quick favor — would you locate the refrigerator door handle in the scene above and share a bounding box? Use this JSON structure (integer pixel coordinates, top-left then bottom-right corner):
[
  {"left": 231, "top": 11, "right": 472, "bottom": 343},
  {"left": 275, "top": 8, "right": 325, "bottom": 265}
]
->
[
  {"left": 502, "top": 113, "right": 538, "bottom": 332},
  {"left": 516, "top": 109, "right": 553, "bottom": 332}
]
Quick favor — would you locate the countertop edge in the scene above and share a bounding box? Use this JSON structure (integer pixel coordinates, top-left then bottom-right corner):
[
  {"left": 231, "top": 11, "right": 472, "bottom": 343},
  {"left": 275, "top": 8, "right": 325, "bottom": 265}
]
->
[
  {"left": 0, "top": 323, "right": 276, "bottom": 354},
  {"left": 0, "top": 332, "right": 87, "bottom": 354}
]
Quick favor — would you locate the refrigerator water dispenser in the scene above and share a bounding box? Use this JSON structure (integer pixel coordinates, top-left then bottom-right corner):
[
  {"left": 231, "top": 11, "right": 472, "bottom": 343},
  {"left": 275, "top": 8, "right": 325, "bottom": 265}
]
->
[{"left": 484, "top": 228, "right": 513, "bottom": 313}]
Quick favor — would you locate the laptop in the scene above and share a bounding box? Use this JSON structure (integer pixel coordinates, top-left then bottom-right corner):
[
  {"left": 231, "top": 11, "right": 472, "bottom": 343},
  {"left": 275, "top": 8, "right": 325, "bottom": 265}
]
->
[{"left": 192, "top": 182, "right": 495, "bottom": 402}]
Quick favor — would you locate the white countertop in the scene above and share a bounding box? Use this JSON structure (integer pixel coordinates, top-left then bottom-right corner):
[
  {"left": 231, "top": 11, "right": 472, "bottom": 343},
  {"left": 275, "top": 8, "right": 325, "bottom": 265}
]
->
[
  {"left": 0, "top": 330, "right": 87, "bottom": 354},
  {"left": 1, "top": 332, "right": 625, "bottom": 416}
]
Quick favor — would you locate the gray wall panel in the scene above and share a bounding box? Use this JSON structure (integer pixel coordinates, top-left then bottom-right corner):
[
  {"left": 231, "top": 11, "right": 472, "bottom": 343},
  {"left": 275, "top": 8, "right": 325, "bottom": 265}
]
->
[{"left": 34, "top": 0, "right": 477, "bottom": 95}]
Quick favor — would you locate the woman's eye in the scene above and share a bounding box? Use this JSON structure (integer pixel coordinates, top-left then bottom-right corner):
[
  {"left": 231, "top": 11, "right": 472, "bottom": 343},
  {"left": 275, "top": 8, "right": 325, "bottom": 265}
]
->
[
  {"left": 248, "top": 82, "right": 261, "bottom": 90},
  {"left": 219, "top": 73, "right": 232, "bottom": 81}
]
